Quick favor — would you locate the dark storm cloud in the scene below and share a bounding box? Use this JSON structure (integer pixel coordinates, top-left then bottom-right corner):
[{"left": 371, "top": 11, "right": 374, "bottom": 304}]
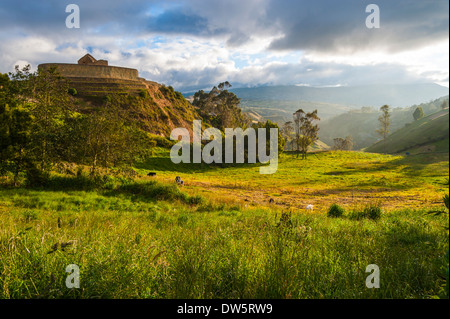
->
[
  {"left": 266, "top": 0, "right": 449, "bottom": 53},
  {"left": 0, "top": 0, "right": 447, "bottom": 53}
]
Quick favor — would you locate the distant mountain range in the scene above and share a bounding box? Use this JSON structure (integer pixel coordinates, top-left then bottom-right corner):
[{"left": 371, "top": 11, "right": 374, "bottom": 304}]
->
[
  {"left": 228, "top": 83, "right": 449, "bottom": 108},
  {"left": 184, "top": 82, "right": 449, "bottom": 125}
]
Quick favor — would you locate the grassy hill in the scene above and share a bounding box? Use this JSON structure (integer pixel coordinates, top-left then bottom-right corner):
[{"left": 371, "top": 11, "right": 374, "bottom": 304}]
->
[
  {"left": 1, "top": 150, "right": 448, "bottom": 298},
  {"left": 319, "top": 96, "right": 449, "bottom": 150},
  {"left": 366, "top": 108, "right": 449, "bottom": 154},
  {"left": 74, "top": 82, "right": 203, "bottom": 139}
]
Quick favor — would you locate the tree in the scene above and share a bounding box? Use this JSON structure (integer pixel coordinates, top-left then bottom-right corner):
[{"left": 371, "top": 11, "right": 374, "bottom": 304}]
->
[
  {"left": 8, "top": 65, "right": 72, "bottom": 173},
  {"left": 252, "top": 120, "right": 285, "bottom": 156},
  {"left": 333, "top": 136, "right": 353, "bottom": 151},
  {"left": 441, "top": 100, "right": 449, "bottom": 110},
  {"left": 192, "top": 82, "right": 250, "bottom": 131},
  {"left": 0, "top": 72, "right": 34, "bottom": 185},
  {"left": 293, "top": 109, "right": 320, "bottom": 159},
  {"left": 281, "top": 121, "right": 295, "bottom": 151},
  {"left": 376, "top": 105, "right": 391, "bottom": 140},
  {"left": 70, "top": 96, "right": 151, "bottom": 174},
  {"left": 413, "top": 106, "right": 425, "bottom": 121}
]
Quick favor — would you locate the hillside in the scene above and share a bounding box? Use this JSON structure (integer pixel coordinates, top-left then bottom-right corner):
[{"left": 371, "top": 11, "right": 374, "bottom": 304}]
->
[
  {"left": 184, "top": 83, "right": 449, "bottom": 129},
  {"left": 75, "top": 82, "right": 202, "bottom": 139},
  {"left": 366, "top": 108, "right": 449, "bottom": 154},
  {"left": 319, "top": 96, "right": 449, "bottom": 150},
  {"left": 240, "top": 100, "right": 352, "bottom": 124}
]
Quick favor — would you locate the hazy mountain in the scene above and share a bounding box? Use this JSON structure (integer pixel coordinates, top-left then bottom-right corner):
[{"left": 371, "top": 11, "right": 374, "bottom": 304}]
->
[{"left": 229, "top": 83, "right": 449, "bottom": 108}]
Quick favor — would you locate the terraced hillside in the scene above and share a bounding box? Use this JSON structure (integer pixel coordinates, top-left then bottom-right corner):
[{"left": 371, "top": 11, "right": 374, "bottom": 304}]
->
[{"left": 74, "top": 81, "right": 203, "bottom": 138}]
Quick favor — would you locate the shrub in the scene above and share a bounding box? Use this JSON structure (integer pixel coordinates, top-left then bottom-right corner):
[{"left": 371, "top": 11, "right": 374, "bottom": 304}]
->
[
  {"left": 327, "top": 203, "right": 345, "bottom": 218},
  {"left": 364, "top": 204, "right": 382, "bottom": 220},
  {"left": 68, "top": 88, "right": 77, "bottom": 96},
  {"left": 349, "top": 204, "right": 382, "bottom": 221},
  {"left": 188, "top": 195, "right": 205, "bottom": 205},
  {"left": 25, "top": 166, "right": 50, "bottom": 187},
  {"left": 138, "top": 89, "right": 148, "bottom": 98}
]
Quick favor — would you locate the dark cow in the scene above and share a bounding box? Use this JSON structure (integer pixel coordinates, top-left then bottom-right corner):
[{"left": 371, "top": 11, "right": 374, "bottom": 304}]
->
[
  {"left": 175, "top": 176, "right": 184, "bottom": 186},
  {"left": 147, "top": 172, "right": 157, "bottom": 177}
]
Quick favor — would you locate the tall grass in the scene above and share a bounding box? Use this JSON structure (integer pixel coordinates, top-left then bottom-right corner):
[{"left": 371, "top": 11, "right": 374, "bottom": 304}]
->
[{"left": 0, "top": 187, "right": 448, "bottom": 299}]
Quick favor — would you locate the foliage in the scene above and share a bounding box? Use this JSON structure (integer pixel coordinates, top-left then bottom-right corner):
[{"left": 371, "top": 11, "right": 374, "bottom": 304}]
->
[
  {"left": 327, "top": 203, "right": 345, "bottom": 218},
  {"left": 252, "top": 120, "right": 285, "bottom": 155},
  {"left": 1, "top": 65, "right": 155, "bottom": 179},
  {"left": 349, "top": 203, "right": 383, "bottom": 221},
  {"left": 293, "top": 109, "right": 320, "bottom": 159},
  {"left": 68, "top": 88, "right": 77, "bottom": 96},
  {"left": 333, "top": 136, "right": 353, "bottom": 151},
  {"left": 193, "top": 82, "right": 251, "bottom": 131},
  {"left": 376, "top": 104, "right": 391, "bottom": 140},
  {"left": 413, "top": 106, "right": 425, "bottom": 121}
]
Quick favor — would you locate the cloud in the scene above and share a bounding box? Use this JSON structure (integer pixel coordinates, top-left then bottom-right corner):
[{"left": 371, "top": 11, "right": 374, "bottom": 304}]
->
[
  {"left": 266, "top": 0, "right": 449, "bottom": 54},
  {"left": 0, "top": 0, "right": 448, "bottom": 91}
]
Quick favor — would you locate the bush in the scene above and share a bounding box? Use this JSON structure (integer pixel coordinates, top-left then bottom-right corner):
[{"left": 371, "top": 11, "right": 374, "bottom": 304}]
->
[
  {"left": 68, "top": 88, "right": 77, "bottom": 96},
  {"left": 138, "top": 89, "right": 148, "bottom": 98},
  {"left": 364, "top": 204, "right": 382, "bottom": 220},
  {"left": 25, "top": 166, "right": 50, "bottom": 187},
  {"left": 349, "top": 204, "right": 382, "bottom": 221},
  {"left": 188, "top": 195, "right": 205, "bottom": 205},
  {"left": 327, "top": 203, "right": 345, "bottom": 218}
]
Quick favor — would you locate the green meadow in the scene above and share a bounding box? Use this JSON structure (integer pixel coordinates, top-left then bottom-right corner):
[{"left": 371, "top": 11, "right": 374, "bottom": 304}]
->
[{"left": 0, "top": 150, "right": 448, "bottom": 299}]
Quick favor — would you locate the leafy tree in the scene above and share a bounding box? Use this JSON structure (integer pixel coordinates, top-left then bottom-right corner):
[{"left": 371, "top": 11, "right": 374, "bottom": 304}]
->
[
  {"left": 193, "top": 82, "right": 250, "bottom": 131},
  {"left": 252, "top": 120, "right": 285, "bottom": 156},
  {"left": 413, "top": 106, "right": 425, "bottom": 121},
  {"left": 333, "top": 136, "right": 353, "bottom": 151},
  {"left": 8, "top": 65, "right": 72, "bottom": 173},
  {"left": 69, "top": 95, "right": 151, "bottom": 174},
  {"left": 293, "top": 109, "right": 320, "bottom": 159},
  {"left": 376, "top": 105, "right": 391, "bottom": 140},
  {"left": 0, "top": 72, "right": 34, "bottom": 185},
  {"left": 281, "top": 121, "right": 295, "bottom": 151},
  {"left": 441, "top": 100, "right": 449, "bottom": 110}
]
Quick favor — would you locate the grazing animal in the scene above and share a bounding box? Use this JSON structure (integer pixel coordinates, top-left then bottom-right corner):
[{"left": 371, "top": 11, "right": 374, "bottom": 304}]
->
[
  {"left": 175, "top": 176, "right": 184, "bottom": 186},
  {"left": 305, "top": 204, "right": 314, "bottom": 211},
  {"left": 269, "top": 198, "right": 275, "bottom": 204},
  {"left": 147, "top": 172, "right": 157, "bottom": 177}
]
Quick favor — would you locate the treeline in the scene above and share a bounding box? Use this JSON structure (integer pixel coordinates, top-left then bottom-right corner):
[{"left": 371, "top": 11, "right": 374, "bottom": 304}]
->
[{"left": 0, "top": 65, "right": 152, "bottom": 186}]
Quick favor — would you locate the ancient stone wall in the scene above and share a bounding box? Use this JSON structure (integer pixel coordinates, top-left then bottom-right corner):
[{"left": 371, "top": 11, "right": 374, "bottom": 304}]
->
[{"left": 38, "top": 63, "right": 139, "bottom": 81}]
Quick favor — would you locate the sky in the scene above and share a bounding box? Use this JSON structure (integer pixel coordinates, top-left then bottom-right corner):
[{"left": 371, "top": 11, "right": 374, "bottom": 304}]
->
[{"left": 0, "top": 0, "right": 448, "bottom": 92}]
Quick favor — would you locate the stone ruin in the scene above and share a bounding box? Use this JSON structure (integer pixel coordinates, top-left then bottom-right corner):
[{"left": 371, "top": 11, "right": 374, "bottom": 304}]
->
[{"left": 37, "top": 54, "right": 154, "bottom": 96}]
